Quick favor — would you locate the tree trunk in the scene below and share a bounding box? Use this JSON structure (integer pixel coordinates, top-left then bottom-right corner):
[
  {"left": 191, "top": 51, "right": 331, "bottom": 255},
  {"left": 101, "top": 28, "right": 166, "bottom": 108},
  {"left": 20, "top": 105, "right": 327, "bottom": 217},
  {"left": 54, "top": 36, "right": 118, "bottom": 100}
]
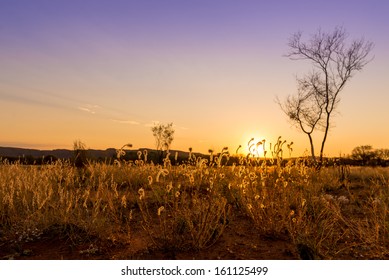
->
[
  {"left": 319, "top": 112, "right": 331, "bottom": 164},
  {"left": 308, "top": 133, "right": 316, "bottom": 162}
]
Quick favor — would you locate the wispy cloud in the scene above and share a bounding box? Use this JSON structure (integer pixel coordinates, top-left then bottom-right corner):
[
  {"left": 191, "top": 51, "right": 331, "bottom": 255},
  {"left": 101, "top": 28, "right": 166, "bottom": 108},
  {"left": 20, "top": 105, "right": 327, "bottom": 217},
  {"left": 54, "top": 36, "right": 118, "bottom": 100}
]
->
[
  {"left": 77, "top": 104, "right": 101, "bottom": 114},
  {"left": 78, "top": 106, "right": 96, "bottom": 114},
  {"left": 86, "top": 104, "right": 101, "bottom": 109},
  {"left": 111, "top": 119, "right": 140, "bottom": 125},
  {"left": 0, "top": 91, "right": 69, "bottom": 110}
]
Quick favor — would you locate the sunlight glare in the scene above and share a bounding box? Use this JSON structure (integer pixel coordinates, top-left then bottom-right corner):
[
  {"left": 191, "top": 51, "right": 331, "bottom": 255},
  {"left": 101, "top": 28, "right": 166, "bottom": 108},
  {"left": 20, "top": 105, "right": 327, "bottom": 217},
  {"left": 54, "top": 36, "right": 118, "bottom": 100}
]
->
[{"left": 241, "top": 135, "right": 267, "bottom": 158}]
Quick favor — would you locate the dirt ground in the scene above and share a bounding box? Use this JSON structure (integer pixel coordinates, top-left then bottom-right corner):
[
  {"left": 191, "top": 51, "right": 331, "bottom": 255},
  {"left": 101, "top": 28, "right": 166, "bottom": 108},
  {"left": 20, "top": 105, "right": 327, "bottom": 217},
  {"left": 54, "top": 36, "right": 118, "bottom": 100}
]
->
[
  {"left": 0, "top": 208, "right": 301, "bottom": 260},
  {"left": 1, "top": 208, "right": 388, "bottom": 260},
  {"left": 1, "top": 179, "right": 388, "bottom": 260}
]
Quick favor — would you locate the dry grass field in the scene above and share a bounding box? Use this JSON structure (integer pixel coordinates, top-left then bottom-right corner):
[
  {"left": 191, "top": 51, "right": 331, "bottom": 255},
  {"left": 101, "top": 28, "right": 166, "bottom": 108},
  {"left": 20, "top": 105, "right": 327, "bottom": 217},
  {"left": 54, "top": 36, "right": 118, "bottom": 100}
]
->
[{"left": 1, "top": 151, "right": 388, "bottom": 260}]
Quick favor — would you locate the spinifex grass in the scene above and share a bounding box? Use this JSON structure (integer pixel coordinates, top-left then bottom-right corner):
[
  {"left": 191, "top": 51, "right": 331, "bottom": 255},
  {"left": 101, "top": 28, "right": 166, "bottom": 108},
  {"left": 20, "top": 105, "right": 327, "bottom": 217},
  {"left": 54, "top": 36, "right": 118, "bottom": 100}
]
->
[
  {"left": 0, "top": 141, "right": 388, "bottom": 259},
  {"left": 0, "top": 160, "right": 135, "bottom": 243},
  {"left": 137, "top": 165, "right": 230, "bottom": 250}
]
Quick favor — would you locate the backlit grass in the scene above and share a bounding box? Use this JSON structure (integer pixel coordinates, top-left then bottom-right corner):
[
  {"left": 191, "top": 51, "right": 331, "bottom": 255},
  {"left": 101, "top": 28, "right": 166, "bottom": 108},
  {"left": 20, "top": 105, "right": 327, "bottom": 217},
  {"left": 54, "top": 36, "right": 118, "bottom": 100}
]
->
[{"left": 1, "top": 142, "right": 388, "bottom": 259}]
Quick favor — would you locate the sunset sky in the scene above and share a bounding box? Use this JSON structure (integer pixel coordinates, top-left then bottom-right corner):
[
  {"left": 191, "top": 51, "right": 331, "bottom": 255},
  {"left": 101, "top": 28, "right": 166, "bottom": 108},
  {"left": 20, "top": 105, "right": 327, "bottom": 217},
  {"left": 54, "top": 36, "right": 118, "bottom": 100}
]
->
[{"left": 1, "top": 0, "right": 388, "bottom": 157}]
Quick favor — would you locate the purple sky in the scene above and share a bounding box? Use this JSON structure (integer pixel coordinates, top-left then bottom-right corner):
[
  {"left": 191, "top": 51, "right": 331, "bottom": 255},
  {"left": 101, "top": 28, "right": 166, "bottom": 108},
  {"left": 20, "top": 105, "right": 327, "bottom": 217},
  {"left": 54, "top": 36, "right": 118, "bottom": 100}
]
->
[{"left": 1, "top": 0, "right": 388, "bottom": 156}]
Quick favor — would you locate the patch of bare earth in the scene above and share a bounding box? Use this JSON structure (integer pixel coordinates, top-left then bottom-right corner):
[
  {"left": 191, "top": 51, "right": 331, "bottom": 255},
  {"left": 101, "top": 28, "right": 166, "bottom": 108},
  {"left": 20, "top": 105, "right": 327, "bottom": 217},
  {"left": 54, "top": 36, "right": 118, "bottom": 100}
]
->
[
  {"left": 0, "top": 209, "right": 299, "bottom": 260},
  {"left": 2, "top": 180, "right": 389, "bottom": 261}
]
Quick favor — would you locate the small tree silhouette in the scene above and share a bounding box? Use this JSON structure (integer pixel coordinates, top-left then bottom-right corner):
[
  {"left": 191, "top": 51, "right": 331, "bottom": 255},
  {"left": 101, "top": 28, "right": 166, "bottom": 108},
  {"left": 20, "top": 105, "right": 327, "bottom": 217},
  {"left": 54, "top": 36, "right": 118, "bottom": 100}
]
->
[
  {"left": 151, "top": 123, "right": 175, "bottom": 163},
  {"left": 73, "top": 140, "right": 88, "bottom": 168},
  {"left": 351, "top": 145, "right": 377, "bottom": 165}
]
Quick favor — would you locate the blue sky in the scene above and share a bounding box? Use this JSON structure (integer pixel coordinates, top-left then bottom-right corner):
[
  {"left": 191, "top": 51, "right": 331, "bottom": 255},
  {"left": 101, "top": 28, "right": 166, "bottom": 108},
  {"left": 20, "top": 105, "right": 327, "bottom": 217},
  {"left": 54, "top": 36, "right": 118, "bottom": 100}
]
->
[{"left": 0, "top": 0, "right": 388, "bottom": 156}]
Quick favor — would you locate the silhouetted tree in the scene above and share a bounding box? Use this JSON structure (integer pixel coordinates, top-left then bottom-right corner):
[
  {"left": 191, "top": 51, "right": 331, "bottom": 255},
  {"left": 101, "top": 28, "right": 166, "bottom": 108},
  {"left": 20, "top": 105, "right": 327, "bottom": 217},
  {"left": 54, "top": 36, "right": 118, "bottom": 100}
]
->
[
  {"left": 151, "top": 123, "right": 175, "bottom": 163},
  {"left": 73, "top": 140, "right": 88, "bottom": 168},
  {"left": 377, "top": 149, "right": 389, "bottom": 161},
  {"left": 278, "top": 27, "right": 373, "bottom": 163},
  {"left": 351, "top": 145, "right": 377, "bottom": 164}
]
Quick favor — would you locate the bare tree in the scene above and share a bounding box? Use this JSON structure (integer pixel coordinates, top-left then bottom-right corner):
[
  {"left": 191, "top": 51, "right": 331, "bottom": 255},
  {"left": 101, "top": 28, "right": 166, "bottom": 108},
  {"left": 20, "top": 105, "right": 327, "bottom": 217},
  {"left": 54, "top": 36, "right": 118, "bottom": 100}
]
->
[
  {"left": 278, "top": 74, "right": 326, "bottom": 159},
  {"left": 278, "top": 27, "right": 373, "bottom": 163},
  {"left": 151, "top": 122, "right": 175, "bottom": 162}
]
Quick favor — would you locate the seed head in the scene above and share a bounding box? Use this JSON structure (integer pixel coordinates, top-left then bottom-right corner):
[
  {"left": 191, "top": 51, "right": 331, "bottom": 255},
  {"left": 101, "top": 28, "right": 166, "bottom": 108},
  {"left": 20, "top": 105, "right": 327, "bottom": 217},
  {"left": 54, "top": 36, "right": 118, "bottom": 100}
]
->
[
  {"left": 166, "top": 182, "right": 173, "bottom": 193},
  {"left": 121, "top": 195, "right": 127, "bottom": 208},
  {"left": 143, "top": 150, "right": 148, "bottom": 162},
  {"left": 157, "top": 206, "right": 165, "bottom": 216},
  {"left": 138, "top": 188, "right": 145, "bottom": 200},
  {"left": 156, "top": 168, "right": 169, "bottom": 182},
  {"left": 189, "top": 173, "right": 195, "bottom": 184}
]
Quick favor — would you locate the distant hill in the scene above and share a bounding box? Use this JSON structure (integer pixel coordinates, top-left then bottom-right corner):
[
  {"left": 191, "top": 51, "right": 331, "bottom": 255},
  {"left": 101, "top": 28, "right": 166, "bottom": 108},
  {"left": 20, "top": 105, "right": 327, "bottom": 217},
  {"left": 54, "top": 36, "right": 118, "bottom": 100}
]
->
[
  {"left": 0, "top": 146, "right": 204, "bottom": 164},
  {"left": 0, "top": 146, "right": 118, "bottom": 159},
  {"left": 1, "top": 146, "right": 387, "bottom": 167}
]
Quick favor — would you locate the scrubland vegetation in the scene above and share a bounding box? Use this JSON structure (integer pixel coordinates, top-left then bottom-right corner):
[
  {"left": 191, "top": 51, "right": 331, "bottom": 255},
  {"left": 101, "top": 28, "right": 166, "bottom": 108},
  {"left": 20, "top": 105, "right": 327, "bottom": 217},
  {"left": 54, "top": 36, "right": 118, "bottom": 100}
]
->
[{"left": 1, "top": 140, "right": 388, "bottom": 260}]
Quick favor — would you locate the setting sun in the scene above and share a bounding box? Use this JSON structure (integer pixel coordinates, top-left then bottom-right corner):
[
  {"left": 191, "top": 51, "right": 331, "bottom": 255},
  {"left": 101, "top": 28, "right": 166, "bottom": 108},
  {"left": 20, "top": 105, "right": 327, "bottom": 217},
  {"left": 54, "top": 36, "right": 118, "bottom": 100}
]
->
[{"left": 239, "top": 136, "right": 266, "bottom": 157}]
